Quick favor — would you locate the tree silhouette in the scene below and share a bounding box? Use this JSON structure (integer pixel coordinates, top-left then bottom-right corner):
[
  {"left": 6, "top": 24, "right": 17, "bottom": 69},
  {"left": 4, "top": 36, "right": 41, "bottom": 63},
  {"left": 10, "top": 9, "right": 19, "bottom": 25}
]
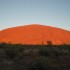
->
[{"left": 47, "top": 41, "right": 52, "bottom": 45}]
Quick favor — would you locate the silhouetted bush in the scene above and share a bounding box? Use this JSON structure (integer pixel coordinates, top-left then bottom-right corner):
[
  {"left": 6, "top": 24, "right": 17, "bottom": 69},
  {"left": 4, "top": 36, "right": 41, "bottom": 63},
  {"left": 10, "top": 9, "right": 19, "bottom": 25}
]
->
[
  {"left": 0, "top": 43, "right": 70, "bottom": 70},
  {"left": 47, "top": 41, "right": 52, "bottom": 45},
  {"left": 39, "top": 47, "right": 49, "bottom": 57}
]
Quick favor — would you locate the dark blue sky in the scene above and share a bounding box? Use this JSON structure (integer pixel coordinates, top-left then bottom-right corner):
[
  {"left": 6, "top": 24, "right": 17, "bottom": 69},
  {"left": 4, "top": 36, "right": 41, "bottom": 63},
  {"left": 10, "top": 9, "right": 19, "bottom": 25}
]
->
[{"left": 0, "top": 0, "right": 70, "bottom": 30}]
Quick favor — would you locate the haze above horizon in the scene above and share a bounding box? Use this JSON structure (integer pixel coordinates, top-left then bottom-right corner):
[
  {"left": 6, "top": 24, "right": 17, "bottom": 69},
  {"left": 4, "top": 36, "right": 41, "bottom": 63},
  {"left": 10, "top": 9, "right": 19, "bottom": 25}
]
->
[{"left": 0, "top": 0, "right": 70, "bottom": 30}]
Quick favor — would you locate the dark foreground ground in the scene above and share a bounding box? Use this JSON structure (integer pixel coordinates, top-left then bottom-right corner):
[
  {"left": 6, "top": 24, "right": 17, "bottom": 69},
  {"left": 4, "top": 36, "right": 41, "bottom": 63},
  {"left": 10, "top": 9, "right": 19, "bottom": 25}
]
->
[{"left": 0, "top": 43, "right": 70, "bottom": 70}]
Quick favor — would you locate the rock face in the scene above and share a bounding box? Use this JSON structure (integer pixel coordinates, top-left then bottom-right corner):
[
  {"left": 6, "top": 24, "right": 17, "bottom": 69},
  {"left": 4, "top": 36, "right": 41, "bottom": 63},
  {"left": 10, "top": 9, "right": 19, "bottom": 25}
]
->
[{"left": 0, "top": 24, "right": 70, "bottom": 45}]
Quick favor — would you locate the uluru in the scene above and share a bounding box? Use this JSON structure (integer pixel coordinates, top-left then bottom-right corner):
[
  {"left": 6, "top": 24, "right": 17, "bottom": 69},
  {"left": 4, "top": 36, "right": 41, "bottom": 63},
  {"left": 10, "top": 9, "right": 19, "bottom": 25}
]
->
[{"left": 0, "top": 24, "right": 70, "bottom": 45}]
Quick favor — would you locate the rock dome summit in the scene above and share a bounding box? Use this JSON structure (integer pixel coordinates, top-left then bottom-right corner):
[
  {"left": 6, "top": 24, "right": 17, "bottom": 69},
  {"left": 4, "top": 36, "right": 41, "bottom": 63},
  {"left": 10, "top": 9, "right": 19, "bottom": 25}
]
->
[{"left": 0, "top": 24, "right": 70, "bottom": 45}]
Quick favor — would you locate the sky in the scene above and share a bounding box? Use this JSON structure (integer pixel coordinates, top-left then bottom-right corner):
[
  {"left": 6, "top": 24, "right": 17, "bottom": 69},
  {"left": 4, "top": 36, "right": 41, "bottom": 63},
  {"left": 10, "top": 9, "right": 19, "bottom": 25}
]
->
[{"left": 0, "top": 0, "right": 70, "bottom": 30}]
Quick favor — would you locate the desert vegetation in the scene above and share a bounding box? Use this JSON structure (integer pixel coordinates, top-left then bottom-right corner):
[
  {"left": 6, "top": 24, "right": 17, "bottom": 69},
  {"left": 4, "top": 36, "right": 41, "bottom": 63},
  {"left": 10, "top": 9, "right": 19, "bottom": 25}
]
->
[{"left": 0, "top": 43, "right": 70, "bottom": 70}]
